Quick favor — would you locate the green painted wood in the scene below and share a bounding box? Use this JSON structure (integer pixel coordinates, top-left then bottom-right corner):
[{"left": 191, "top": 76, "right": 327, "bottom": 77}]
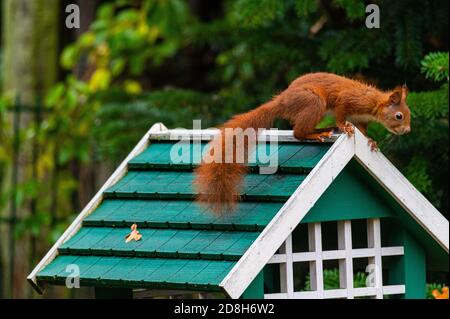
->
[
  {"left": 245, "top": 174, "right": 306, "bottom": 200},
  {"left": 146, "top": 259, "right": 190, "bottom": 282},
  {"left": 263, "top": 264, "right": 280, "bottom": 294},
  {"left": 37, "top": 255, "right": 236, "bottom": 291},
  {"left": 224, "top": 232, "right": 261, "bottom": 256},
  {"left": 37, "top": 255, "right": 105, "bottom": 281},
  {"left": 168, "top": 259, "right": 212, "bottom": 285},
  {"left": 37, "top": 141, "right": 331, "bottom": 291},
  {"left": 388, "top": 229, "right": 426, "bottom": 299},
  {"left": 84, "top": 200, "right": 127, "bottom": 222},
  {"left": 279, "top": 143, "right": 329, "bottom": 168},
  {"left": 131, "top": 228, "right": 178, "bottom": 255},
  {"left": 81, "top": 256, "right": 123, "bottom": 280},
  {"left": 59, "top": 227, "right": 257, "bottom": 260},
  {"left": 36, "top": 255, "right": 80, "bottom": 280},
  {"left": 59, "top": 228, "right": 113, "bottom": 254},
  {"left": 302, "top": 166, "right": 394, "bottom": 223},
  {"left": 339, "top": 160, "right": 448, "bottom": 271},
  {"left": 304, "top": 160, "right": 447, "bottom": 297},
  {"left": 58, "top": 227, "right": 94, "bottom": 250},
  {"left": 189, "top": 260, "right": 235, "bottom": 286},
  {"left": 93, "top": 228, "right": 155, "bottom": 255},
  {"left": 202, "top": 232, "right": 247, "bottom": 256},
  {"left": 105, "top": 171, "right": 306, "bottom": 201},
  {"left": 240, "top": 271, "right": 264, "bottom": 299},
  {"left": 39, "top": 139, "right": 448, "bottom": 295},
  {"left": 128, "top": 142, "right": 332, "bottom": 171},
  {"left": 101, "top": 258, "right": 145, "bottom": 282},
  {"left": 113, "top": 258, "right": 165, "bottom": 285}
]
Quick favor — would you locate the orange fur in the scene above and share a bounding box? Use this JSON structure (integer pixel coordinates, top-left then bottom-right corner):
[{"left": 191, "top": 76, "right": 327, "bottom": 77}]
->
[
  {"left": 194, "top": 72, "right": 411, "bottom": 215},
  {"left": 194, "top": 99, "right": 279, "bottom": 214}
]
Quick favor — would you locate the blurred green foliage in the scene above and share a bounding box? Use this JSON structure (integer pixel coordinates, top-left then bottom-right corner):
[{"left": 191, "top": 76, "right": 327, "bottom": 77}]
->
[
  {"left": 426, "top": 283, "right": 448, "bottom": 299},
  {"left": 377, "top": 53, "right": 449, "bottom": 211},
  {"left": 304, "top": 268, "right": 368, "bottom": 291},
  {"left": 60, "top": 0, "right": 449, "bottom": 212},
  {"left": 421, "top": 52, "right": 449, "bottom": 82},
  {"left": 0, "top": 0, "right": 448, "bottom": 246},
  {"left": 0, "top": 99, "right": 8, "bottom": 210}
]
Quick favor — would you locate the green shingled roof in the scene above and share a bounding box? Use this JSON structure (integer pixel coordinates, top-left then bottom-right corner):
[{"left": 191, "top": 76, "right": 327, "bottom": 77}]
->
[{"left": 36, "top": 140, "right": 332, "bottom": 293}]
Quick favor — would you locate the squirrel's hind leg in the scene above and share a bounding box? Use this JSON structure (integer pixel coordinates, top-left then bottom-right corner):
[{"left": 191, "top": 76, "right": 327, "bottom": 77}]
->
[{"left": 291, "top": 90, "right": 327, "bottom": 141}]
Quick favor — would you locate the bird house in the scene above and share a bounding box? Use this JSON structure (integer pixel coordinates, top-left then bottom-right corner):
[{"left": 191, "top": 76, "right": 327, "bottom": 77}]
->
[{"left": 28, "top": 123, "right": 448, "bottom": 299}]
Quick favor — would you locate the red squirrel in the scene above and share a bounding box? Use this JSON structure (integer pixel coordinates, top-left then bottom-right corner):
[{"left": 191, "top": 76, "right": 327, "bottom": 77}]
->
[{"left": 194, "top": 72, "right": 411, "bottom": 214}]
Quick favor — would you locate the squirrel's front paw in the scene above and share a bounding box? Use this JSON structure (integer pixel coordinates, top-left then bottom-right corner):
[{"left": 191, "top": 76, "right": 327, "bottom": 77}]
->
[
  {"left": 368, "top": 138, "right": 379, "bottom": 152},
  {"left": 339, "top": 122, "right": 355, "bottom": 137}
]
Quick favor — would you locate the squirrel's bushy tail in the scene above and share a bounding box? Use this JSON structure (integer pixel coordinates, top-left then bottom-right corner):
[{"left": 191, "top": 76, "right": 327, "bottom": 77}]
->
[{"left": 194, "top": 98, "right": 280, "bottom": 215}]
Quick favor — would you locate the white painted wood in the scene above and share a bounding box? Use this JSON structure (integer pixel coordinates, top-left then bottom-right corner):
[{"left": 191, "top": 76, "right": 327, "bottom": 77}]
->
[
  {"left": 220, "top": 133, "right": 355, "bottom": 299},
  {"left": 285, "top": 235, "right": 294, "bottom": 297},
  {"left": 322, "top": 250, "right": 345, "bottom": 260},
  {"left": 352, "top": 285, "right": 406, "bottom": 298},
  {"left": 353, "top": 287, "right": 379, "bottom": 298},
  {"left": 275, "top": 237, "right": 294, "bottom": 296},
  {"left": 264, "top": 293, "right": 289, "bottom": 299},
  {"left": 293, "top": 251, "right": 321, "bottom": 262},
  {"left": 265, "top": 291, "right": 319, "bottom": 299},
  {"left": 351, "top": 247, "right": 403, "bottom": 258},
  {"left": 338, "top": 220, "right": 354, "bottom": 298},
  {"left": 267, "top": 254, "right": 287, "bottom": 264},
  {"left": 265, "top": 285, "right": 405, "bottom": 299},
  {"left": 27, "top": 124, "right": 160, "bottom": 294},
  {"left": 381, "top": 246, "right": 404, "bottom": 256},
  {"left": 382, "top": 285, "right": 406, "bottom": 295},
  {"left": 308, "top": 223, "right": 324, "bottom": 298},
  {"left": 149, "top": 122, "right": 169, "bottom": 133},
  {"left": 323, "top": 289, "right": 349, "bottom": 299},
  {"left": 367, "top": 219, "right": 383, "bottom": 299},
  {"left": 263, "top": 218, "right": 406, "bottom": 300},
  {"left": 269, "top": 246, "right": 403, "bottom": 264},
  {"left": 278, "top": 242, "right": 287, "bottom": 293},
  {"left": 354, "top": 129, "right": 449, "bottom": 252},
  {"left": 149, "top": 128, "right": 340, "bottom": 143}
]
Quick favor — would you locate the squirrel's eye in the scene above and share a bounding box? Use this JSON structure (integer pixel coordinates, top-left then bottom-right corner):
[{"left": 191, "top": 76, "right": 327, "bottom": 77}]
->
[{"left": 395, "top": 112, "right": 403, "bottom": 120}]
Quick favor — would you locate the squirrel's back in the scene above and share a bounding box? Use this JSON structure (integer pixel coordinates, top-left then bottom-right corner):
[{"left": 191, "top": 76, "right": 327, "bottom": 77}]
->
[{"left": 193, "top": 72, "right": 403, "bottom": 215}]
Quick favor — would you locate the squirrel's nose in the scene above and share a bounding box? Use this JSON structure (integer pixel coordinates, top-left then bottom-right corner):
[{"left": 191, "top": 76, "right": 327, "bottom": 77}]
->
[{"left": 404, "top": 126, "right": 411, "bottom": 134}]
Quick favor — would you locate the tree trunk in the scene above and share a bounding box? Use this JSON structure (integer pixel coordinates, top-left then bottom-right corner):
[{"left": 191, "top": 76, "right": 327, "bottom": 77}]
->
[
  {"left": 3, "top": 0, "right": 59, "bottom": 103},
  {"left": 1, "top": 0, "right": 59, "bottom": 299}
]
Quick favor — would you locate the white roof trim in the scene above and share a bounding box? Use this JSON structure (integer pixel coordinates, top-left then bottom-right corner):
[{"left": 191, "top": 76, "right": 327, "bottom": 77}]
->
[
  {"left": 220, "top": 128, "right": 449, "bottom": 299},
  {"left": 353, "top": 129, "right": 449, "bottom": 252},
  {"left": 148, "top": 127, "right": 340, "bottom": 143}
]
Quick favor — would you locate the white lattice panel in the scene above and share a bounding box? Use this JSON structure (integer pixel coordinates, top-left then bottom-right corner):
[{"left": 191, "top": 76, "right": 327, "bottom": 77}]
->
[{"left": 265, "top": 218, "right": 405, "bottom": 299}]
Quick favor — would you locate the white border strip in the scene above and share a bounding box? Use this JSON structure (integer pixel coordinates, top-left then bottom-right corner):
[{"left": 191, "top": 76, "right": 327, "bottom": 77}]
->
[
  {"left": 264, "top": 285, "right": 405, "bottom": 299},
  {"left": 27, "top": 123, "right": 168, "bottom": 294},
  {"left": 148, "top": 128, "right": 340, "bottom": 143},
  {"left": 267, "top": 246, "right": 404, "bottom": 263}
]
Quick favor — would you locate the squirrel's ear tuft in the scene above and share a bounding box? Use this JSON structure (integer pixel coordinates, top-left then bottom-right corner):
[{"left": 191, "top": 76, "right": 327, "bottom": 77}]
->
[
  {"left": 388, "top": 88, "right": 402, "bottom": 105},
  {"left": 402, "top": 83, "right": 409, "bottom": 96}
]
